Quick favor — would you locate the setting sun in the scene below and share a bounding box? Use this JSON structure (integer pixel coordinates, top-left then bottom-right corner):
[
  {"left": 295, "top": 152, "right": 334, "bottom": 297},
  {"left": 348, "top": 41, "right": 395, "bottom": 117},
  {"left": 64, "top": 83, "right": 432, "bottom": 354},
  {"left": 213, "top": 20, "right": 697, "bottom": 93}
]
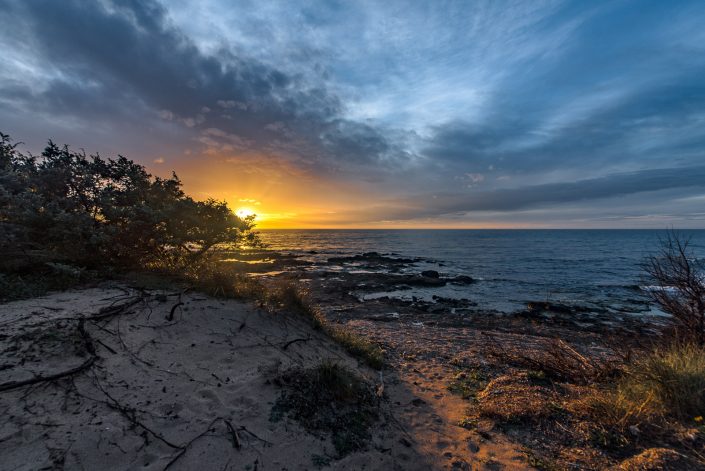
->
[{"left": 235, "top": 207, "right": 256, "bottom": 219}]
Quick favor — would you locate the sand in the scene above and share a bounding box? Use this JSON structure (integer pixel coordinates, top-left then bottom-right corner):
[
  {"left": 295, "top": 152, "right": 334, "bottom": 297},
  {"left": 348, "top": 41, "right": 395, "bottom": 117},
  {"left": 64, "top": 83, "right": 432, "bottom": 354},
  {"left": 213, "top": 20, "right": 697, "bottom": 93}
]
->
[{"left": 0, "top": 285, "right": 531, "bottom": 470}]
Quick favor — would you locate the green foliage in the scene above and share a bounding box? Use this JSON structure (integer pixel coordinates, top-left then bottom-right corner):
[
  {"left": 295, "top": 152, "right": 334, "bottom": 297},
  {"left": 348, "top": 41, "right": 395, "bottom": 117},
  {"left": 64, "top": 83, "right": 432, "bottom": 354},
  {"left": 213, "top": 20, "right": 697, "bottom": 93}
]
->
[
  {"left": 448, "top": 368, "right": 488, "bottom": 400},
  {"left": 0, "top": 132, "right": 258, "bottom": 274}
]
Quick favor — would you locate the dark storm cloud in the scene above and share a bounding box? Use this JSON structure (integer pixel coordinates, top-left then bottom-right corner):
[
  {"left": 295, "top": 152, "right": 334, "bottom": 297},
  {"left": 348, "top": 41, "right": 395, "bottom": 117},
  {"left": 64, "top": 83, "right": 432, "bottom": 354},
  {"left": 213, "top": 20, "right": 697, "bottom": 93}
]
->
[
  {"left": 347, "top": 166, "right": 705, "bottom": 222},
  {"left": 0, "top": 0, "right": 396, "bottom": 169}
]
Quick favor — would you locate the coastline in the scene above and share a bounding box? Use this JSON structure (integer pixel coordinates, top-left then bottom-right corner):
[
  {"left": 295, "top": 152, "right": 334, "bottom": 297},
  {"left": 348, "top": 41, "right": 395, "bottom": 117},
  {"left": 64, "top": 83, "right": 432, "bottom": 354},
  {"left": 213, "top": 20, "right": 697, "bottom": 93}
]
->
[{"left": 1, "top": 248, "right": 702, "bottom": 470}]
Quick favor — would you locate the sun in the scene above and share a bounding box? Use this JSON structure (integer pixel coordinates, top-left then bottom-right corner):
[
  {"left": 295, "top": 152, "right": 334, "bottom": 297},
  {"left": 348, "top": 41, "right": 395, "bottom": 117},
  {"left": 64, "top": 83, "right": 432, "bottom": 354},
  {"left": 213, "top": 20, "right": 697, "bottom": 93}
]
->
[{"left": 236, "top": 207, "right": 256, "bottom": 219}]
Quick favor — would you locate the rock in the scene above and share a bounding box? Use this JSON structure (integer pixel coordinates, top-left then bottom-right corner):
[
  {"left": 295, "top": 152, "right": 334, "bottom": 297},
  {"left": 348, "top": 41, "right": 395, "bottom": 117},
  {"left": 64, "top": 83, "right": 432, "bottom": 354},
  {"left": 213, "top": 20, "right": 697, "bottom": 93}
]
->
[
  {"left": 327, "top": 253, "right": 419, "bottom": 264},
  {"left": 364, "top": 313, "right": 400, "bottom": 322},
  {"left": 421, "top": 270, "right": 440, "bottom": 278},
  {"left": 450, "top": 275, "right": 474, "bottom": 285},
  {"left": 404, "top": 275, "right": 446, "bottom": 287},
  {"left": 526, "top": 301, "right": 572, "bottom": 314}
]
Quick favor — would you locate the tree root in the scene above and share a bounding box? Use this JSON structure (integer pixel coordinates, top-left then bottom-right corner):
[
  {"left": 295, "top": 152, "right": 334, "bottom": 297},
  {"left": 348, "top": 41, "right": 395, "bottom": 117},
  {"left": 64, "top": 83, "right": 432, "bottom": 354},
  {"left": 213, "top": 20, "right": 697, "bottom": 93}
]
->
[{"left": 0, "top": 319, "right": 97, "bottom": 393}]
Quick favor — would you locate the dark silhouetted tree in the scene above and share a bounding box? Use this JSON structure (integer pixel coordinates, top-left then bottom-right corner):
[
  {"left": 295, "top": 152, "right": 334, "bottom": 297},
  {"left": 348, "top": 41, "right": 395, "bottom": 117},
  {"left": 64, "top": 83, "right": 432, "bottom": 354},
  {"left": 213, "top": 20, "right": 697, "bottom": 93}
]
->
[{"left": 0, "top": 132, "right": 257, "bottom": 272}]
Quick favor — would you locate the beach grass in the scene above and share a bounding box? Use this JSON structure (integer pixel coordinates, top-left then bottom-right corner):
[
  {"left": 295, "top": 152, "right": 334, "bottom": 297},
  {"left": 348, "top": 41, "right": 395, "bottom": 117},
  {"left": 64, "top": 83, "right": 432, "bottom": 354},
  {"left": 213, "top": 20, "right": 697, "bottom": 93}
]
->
[{"left": 272, "top": 282, "right": 384, "bottom": 369}]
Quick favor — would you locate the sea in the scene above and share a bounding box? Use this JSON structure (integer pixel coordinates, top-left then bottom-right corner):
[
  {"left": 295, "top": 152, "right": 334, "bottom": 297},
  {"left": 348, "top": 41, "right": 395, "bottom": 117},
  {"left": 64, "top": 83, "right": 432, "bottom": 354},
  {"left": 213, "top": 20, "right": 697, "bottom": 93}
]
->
[{"left": 259, "top": 229, "right": 705, "bottom": 316}]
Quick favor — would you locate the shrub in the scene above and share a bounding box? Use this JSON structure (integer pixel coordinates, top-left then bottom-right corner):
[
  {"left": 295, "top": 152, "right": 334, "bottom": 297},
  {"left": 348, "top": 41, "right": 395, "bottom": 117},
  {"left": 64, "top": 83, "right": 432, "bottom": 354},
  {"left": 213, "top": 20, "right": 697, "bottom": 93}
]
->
[
  {"left": 643, "top": 231, "right": 705, "bottom": 345},
  {"left": 182, "top": 259, "right": 267, "bottom": 300},
  {"left": 485, "top": 336, "right": 619, "bottom": 384}
]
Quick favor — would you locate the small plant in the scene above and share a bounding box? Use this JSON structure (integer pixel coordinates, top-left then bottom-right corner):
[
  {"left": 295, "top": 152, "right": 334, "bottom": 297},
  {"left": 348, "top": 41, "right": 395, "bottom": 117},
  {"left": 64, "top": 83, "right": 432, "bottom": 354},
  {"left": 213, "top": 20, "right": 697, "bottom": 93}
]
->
[
  {"left": 311, "top": 454, "right": 331, "bottom": 468},
  {"left": 448, "top": 368, "right": 487, "bottom": 400},
  {"left": 185, "top": 262, "right": 267, "bottom": 301},
  {"left": 524, "top": 448, "right": 559, "bottom": 471},
  {"left": 271, "top": 362, "right": 379, "bottom": 458},
  {"left": 327, "top": 326, "right": 384, "bottom": 370},
  {"left": 457, "top": 416, "right": 477, "bottom": 429}
]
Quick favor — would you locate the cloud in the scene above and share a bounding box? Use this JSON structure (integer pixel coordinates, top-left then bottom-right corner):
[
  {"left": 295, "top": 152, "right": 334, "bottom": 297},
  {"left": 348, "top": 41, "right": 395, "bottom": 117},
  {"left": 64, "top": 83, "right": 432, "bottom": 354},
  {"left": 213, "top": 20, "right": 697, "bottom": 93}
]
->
[
  {"left": 340, "top": 166, "right": 705, "bottom": 222},
  {"left": 0, "top": 0, "right": 402, "bottom": 174},
  {"left": 2, "top": 0, "right": 705, "bottom": 226}
]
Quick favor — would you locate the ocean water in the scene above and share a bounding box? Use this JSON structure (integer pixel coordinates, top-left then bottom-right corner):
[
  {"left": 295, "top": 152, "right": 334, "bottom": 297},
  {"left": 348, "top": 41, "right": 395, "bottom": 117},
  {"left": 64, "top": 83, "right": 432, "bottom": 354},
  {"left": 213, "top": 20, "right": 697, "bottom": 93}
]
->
[{"left": 259, "top": 229, "right": 705, "bottom": 315}]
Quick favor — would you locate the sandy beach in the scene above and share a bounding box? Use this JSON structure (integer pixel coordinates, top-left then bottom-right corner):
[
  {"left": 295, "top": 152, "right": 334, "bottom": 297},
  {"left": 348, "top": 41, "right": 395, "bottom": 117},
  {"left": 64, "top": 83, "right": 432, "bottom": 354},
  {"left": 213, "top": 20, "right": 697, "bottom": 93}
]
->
[{"left": 0, "top": 283, "right": 535, "bottom": 470}]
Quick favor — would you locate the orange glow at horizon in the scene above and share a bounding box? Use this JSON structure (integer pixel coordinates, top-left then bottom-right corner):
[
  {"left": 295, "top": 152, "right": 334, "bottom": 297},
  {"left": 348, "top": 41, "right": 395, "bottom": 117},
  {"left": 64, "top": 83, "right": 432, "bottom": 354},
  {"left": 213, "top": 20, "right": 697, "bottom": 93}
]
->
[{"left": 151, "top": 151, "right": 536, "bottom": 230}]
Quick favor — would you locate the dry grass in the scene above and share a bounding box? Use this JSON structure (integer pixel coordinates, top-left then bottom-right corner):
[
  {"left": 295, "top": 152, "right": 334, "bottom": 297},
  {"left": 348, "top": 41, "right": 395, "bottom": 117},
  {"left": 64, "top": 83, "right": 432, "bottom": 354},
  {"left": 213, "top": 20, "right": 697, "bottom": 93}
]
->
[
  {"left": 614, "top": 447, "right": 699, "bottom": 470},
  {"left": 626, "top": 343, "right": 705, "bottom": 420},
  {"left": 183, "top": 261, "right": 268, "bottom": 300},
  {"left": 476, "top": 372, "right": 559, "bottom": 424},
  {"left": 273, "top": 282, "right": 384, "bottom": 369},
  {"left": 180, "top": 264, "right": 384, "bottom": 369},
  {"left": 465, "top": 337, "right": 705, "bottom": 469},
  {"left": 485, "top": 336, "right": 619, "bottom": 384},
  {"left": 567, "top": 343, "right": 705, "bottom": 448}
]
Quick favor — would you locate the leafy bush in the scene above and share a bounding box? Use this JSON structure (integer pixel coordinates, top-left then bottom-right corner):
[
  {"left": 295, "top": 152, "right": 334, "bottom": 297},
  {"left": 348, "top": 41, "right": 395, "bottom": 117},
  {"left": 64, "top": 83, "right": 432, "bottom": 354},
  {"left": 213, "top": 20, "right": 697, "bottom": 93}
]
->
[{"left": 0, "top": 132, "right": 257, "bottom": 273}]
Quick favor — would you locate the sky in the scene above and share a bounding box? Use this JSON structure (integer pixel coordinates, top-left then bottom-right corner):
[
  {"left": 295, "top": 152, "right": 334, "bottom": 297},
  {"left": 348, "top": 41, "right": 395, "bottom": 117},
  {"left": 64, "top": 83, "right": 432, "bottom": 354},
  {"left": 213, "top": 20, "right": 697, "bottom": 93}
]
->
[{"left": 1, "top": 0, "right": 705, "bottom": 228}]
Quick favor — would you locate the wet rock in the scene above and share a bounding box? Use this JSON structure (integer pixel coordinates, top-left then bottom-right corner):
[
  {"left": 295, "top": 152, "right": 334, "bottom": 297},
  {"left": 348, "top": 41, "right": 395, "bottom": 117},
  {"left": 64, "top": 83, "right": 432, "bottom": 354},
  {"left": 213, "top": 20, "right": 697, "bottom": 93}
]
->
[
  {"left": 526, "top": 301, "right": 573, "bottom": 314},
  {"left": 421, "top": 270, "right": 440, "bottom": 278},
  {"left": 364, "top": 313, "right": 401, "bottom": 322},
  {"left": 327, "top": 252, "right": 419, "bottom": 264},
  {"left": 449, "top": 275, "right": 474, "bottom": 285},
  {"left": 402, "top": 275, "right": 446, "bottom": 287}
]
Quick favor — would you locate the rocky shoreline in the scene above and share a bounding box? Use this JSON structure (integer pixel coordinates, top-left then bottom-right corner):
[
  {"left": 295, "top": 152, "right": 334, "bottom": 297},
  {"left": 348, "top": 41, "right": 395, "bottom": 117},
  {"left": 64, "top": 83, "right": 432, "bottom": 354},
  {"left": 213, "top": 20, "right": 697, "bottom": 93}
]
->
[{"left": 228, "top": 249, "right": 664, "bottom": 339}]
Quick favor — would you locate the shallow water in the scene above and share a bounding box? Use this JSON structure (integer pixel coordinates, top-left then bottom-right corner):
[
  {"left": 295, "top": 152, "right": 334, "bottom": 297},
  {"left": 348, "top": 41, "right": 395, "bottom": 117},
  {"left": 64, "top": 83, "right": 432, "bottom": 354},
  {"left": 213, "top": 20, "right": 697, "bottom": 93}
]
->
[{"left": 259, "top": 229, "right": 705, "bottom": 315}]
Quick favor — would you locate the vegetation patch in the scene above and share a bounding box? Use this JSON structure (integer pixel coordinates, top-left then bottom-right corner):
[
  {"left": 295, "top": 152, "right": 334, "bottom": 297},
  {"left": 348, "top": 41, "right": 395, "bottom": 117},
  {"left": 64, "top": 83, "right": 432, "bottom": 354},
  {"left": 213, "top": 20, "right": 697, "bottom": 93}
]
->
[
  {"left": 615, "top": 447, "right": 700, "bottom": 470},
  {"left": 183, "top": 259, "right": 268, "bottom": 301},
  {"left": 0, "top": 263, "right": 92, "bottom": 302},
  {"left": 476, "top": 372, "right": 559, "bottom": 424},
  {"left": 447, "top": 368, "right": 488, "bottom": 400},
  {"left": 273, "top": 283, "right": 384, "bottom": 369},
  {"left": 270, "top": 362, "right": 379, "bottom": 457},
  {"left": 567, "top": 343, "right": 705, "bottom": 450}
]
